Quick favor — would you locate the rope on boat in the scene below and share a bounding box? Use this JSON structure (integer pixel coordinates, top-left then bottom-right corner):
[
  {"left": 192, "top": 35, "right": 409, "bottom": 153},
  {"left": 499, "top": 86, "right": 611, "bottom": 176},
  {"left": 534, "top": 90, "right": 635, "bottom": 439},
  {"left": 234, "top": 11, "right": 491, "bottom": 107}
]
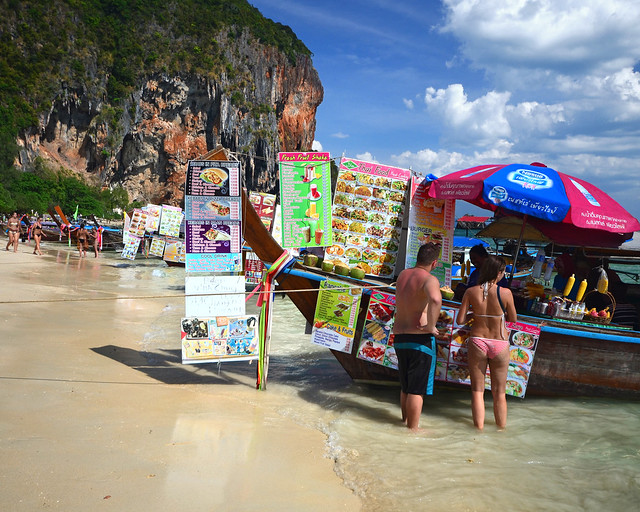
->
[{"left": 0, "top": 283, "right": 393, "bottom": 305}]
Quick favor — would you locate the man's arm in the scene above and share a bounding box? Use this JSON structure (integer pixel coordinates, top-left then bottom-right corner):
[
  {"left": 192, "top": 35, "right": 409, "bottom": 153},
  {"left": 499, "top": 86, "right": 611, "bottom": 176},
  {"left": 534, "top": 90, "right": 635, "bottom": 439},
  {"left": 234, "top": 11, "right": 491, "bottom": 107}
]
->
[{"left": 419, "top": 275, "right": 442, "bottom": 334}]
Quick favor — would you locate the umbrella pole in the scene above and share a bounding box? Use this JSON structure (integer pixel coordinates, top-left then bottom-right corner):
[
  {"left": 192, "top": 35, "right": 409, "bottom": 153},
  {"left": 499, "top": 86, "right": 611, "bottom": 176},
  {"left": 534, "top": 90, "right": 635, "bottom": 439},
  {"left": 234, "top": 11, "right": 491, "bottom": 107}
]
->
[{"left": 508, "top": 215, "right": 528, "bottom": 286}]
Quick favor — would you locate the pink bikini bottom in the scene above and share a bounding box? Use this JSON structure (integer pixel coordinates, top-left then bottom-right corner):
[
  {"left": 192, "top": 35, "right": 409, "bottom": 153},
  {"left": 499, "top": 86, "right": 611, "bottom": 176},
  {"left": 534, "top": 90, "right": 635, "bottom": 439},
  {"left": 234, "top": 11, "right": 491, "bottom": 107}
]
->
[{"left": 469, "top": 337, "right": 510, "bottom": 359}]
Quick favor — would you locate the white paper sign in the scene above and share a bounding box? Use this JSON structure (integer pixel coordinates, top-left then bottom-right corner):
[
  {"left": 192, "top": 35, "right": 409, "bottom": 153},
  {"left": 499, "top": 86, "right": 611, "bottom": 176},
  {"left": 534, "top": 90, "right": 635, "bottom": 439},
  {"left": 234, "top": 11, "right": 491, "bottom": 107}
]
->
[{"left": 185, "top": 275, "right": 246, "bottom": 317}]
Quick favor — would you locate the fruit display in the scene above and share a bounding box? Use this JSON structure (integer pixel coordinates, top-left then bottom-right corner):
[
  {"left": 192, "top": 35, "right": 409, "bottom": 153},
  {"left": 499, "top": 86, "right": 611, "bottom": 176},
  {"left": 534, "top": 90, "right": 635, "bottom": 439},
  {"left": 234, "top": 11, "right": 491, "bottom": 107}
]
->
[{"left": 440, "top": 286, "right": 454, "bottom": 300}]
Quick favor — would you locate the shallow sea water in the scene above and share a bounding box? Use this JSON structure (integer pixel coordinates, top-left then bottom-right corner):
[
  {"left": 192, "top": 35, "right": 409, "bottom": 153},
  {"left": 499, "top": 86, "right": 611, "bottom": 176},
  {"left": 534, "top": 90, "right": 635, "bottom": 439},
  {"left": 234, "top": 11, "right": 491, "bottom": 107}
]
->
[{"left": 109, "top": 254, "right": 639, "bottom": 512}]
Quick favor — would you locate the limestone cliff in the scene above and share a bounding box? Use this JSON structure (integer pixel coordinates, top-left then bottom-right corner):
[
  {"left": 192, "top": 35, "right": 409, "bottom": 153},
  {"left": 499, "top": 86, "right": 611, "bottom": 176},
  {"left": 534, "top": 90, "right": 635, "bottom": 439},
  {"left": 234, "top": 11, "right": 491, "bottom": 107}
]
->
[{"left": 16, "top": 30, "right": 323, "bottom": 206}]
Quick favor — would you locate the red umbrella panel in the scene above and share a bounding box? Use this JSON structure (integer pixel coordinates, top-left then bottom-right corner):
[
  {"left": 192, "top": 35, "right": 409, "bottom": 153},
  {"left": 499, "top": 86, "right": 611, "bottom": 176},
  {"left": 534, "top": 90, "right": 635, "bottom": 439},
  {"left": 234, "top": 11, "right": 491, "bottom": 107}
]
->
[{"left": 429, "top": 163, "right": 640, "bottom": 240}]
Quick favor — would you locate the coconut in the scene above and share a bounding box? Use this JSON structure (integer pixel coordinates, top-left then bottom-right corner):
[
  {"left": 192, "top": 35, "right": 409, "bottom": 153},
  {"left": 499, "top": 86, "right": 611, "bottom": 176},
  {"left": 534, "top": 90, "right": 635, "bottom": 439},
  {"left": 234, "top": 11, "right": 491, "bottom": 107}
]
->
[
  {"left": 303, "top": 254, "right": 319, "bottom": 267},
  {"left": 321, "top": 261, "right": 335, "bottom": 273},
  {"left": 350, "top": 267, "right": 366, "bottom": 280},
  {"left": 334, "top": 264, "right": 350, "bottom": 276}
]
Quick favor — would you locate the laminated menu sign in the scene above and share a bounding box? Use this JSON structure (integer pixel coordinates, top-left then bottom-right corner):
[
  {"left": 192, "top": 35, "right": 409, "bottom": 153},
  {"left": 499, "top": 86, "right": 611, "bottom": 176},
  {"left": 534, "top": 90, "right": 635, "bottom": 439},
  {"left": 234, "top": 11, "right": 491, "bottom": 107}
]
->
[
  {"left": 163, "top": 238, "right": 184, "bottom": 263},
  {"left": 248, "top": 191, "right": 277, "bottom": 232},
  {"left": 278, "top": 152, "right": 332, "bottom": 249},
  {"left": 158, "top": 205, "right": 183, "bottom": 238},
  {"left": 186, "top": 253, "right": 241, "bottom": 273},
  {"left": 326, "top": 158, "right": 410, "bottom": 277},
  {"left": 148, "top": 236, "right": 166, "bottom": 257},
  {"left": 129, "top": 208, "right": 147, "bottom": 237},
  {"left": 144, "top": 204, "right": 162, "bottom": 233},
  {"left": 244, "top": 251, "right": 265, "bottom": 285},
  {"left": 181, "top": 315, "right": 259, "bottom": 363},
  {"left": 434, "top": 308, "right": 540, "bottom": 398},
  {"left": 356, "top": 291, "right": 398, "bottom": 369},
  {"left": 185, "top": 220, "right": 241, "bottom": 253},
  {"left": 185, "top": 160, "right": 241, "bottom": 197},
  {"left": 121, "top": 235, "right": 141, "bottom": 260},
  {"left": 310, "top": 279, "right": 362, "bottom": 354},
  {"left": 406, "top": 177, "right": 455, "bottom": 287},
  {"left": 185, "top": 196, "right": 241, "bottom": 221}
]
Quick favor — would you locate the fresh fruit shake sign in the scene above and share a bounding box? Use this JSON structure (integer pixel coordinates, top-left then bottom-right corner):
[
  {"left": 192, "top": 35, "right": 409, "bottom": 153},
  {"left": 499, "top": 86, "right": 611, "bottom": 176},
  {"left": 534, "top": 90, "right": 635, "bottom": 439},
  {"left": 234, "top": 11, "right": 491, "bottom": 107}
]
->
[
  {"left": 357, "top": 291, "right": 398, "bottom": 368},
  {"left": 278, "top": 152, "right": 332, "bottom": 249},
  {"left": 185, "top": 160, "right": 242, "bottom": 272},
  {"left": 327, "top": 158, "right": 411, "bottom": 277},
  {"left": 310, "top": 279, "right": 363, "bottom": 353},
  {"left": 406, "top": 177, "right": 455, "bottom": 288}
]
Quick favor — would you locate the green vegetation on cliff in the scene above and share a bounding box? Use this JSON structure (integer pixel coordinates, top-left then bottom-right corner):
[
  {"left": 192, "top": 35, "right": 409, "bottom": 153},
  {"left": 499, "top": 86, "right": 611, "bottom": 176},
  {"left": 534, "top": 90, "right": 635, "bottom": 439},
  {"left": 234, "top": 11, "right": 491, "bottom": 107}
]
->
[{"left": 0, "top": 0, "right": 311, "bottom": 214}]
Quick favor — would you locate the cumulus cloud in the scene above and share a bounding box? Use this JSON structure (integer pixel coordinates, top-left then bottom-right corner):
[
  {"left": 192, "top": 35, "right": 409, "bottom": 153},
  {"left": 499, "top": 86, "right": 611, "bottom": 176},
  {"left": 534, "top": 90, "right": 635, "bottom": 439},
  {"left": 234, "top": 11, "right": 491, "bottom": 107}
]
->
[
  {"left": 403, "top": 98, "right": 414, "bottom": 109},
  {"left": 331, "top": 132, "right": 350, "bottom": 139},
  {"left": 311, "top": 140, "right": 323, "bottom": 152}
]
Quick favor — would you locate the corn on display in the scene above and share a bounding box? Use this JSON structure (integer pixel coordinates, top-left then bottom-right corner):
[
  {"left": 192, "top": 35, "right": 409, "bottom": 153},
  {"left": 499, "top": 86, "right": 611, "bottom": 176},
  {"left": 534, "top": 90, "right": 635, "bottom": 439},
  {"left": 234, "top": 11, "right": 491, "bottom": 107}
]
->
[
  {"left": 575, "top": 279, "right": 588, "bottom": 302},
  {"left": 563, "top": 274, "right": 576, "bottom": 297}
]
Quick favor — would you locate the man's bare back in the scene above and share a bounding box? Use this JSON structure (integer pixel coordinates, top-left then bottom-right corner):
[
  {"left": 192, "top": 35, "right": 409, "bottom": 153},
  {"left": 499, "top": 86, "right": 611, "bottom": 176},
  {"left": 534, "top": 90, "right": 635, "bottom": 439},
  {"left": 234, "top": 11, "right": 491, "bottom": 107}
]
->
[{"left": 394, "top": 266, "right": 441, "bottom": 336}]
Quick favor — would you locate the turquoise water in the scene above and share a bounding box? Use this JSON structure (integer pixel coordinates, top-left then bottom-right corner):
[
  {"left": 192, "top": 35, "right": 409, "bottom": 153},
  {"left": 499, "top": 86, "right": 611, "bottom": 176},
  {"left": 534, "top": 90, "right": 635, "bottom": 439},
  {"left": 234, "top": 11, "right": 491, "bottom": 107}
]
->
[{"left": 128, "top": 255, "right": 640, "bottom": 512}]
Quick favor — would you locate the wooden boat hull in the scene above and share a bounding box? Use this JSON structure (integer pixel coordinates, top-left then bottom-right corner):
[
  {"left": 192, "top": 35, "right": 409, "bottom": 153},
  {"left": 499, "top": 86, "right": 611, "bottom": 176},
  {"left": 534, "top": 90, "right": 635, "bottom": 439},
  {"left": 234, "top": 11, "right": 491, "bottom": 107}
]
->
[{"left": 242, "top": 188, "right": 640, "bottom": 398}]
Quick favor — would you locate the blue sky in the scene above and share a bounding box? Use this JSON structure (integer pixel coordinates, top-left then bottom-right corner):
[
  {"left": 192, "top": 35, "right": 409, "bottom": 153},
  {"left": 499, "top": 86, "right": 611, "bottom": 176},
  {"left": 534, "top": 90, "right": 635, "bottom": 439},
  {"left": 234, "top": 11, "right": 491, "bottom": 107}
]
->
[{"left": 249, "top": 0, "right": 640, "bottom": 222}]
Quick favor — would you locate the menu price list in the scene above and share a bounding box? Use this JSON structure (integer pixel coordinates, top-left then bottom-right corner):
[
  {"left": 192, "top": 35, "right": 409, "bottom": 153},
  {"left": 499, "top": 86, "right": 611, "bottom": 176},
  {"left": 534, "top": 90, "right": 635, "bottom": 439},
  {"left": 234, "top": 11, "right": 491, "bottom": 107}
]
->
[
  {"left": 185, "top": 196, "right": 241, "bottom": 221},
  {"left": 185, "top": 220, "right": 241, "bottom": 254},
  {"left": 185, "top": 160, "right": 241, "bottom": 197}
]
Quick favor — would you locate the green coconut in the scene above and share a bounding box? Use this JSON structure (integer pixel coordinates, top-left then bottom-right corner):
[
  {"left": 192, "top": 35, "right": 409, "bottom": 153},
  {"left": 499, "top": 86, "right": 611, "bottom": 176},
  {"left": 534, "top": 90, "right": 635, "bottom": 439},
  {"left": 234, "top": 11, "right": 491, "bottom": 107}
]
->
[
  {"left": 303, "top": 254, "right": 319, "bottom": 267},
  {"left": 350, "top": 267, "right": 366, "bottom": 280},
  {"left": 334, "top": 264, "right": 350, "bottom": 276},
  {"left": 321, "top": 261, "right": 335, "bottom": 272}
]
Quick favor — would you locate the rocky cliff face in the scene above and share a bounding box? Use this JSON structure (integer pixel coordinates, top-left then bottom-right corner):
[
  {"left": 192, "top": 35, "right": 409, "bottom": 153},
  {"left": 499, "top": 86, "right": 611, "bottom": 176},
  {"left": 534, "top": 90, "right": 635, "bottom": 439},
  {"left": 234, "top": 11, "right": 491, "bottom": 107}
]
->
[{"left": 16, "top": 31, "right": 323, "bottom": 206}]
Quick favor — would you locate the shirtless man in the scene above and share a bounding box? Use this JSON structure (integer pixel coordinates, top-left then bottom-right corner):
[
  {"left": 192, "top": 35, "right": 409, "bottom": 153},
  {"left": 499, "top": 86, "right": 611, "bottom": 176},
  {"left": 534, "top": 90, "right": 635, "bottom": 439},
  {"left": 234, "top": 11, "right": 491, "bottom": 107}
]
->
[
  {"left": 76, "top": 222, "right": 89, "bottom": 257},
  {"left": 6, "top": 212, "right": 21, "bottom": 252},
  {"left": 393, "top": 242, "right": 443, "bottom": 431}
]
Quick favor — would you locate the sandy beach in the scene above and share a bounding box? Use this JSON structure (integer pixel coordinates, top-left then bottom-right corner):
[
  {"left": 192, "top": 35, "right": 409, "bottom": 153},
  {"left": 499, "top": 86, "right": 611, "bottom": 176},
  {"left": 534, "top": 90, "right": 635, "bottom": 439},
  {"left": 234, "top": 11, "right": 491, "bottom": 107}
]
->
[{"left": 0, "top": 241, "right": 361, "bottom": 511}]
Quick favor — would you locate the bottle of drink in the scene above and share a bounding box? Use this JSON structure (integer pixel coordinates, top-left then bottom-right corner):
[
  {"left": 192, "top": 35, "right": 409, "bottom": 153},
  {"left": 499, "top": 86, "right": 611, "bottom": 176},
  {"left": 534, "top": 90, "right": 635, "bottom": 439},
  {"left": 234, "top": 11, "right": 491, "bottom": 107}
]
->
[
  {"left": 543, "top": 257, "right": 555, "bottom": 282},
  {"left": 532, "top": 249, "right": 545, "bottom": 279}
]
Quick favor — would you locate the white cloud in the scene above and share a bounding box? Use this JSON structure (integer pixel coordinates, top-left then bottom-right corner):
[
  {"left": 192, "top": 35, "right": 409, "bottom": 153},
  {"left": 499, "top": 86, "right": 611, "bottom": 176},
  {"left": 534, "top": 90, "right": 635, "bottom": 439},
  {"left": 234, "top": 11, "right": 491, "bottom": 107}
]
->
[
  {"left": 403, "top": 98, "right": 414, "bottom": 109},
  {"left": 311, "top": 140, "right": 323, "bottom": 151},
  {"left": 356, "top": 152, "right": 378, "bottom": 163},
  {"left": 331, "top": 132, "right": 350, "bottom": 139}
]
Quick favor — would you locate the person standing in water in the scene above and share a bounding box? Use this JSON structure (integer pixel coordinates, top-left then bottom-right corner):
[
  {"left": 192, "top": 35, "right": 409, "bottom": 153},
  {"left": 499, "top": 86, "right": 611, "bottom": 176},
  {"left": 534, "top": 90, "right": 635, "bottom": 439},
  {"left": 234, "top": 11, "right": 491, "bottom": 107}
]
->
[
  {"left": 90, "top": 227, "right": 100, "bottom": 257},
  {"left": 76, "top": 222, "right": 89, "bottom": 257},
  {"left": 457, "top": 255, "right": 517, "bottom": 430},
  {"left": 6, "top": 212, "right": 21, "bottom": 252},
  {"left": 32, "top": 216, "right": 44, "bottom": 255},
  {"left": 393, "top": 242, "right": 442, "bottom": 431}
]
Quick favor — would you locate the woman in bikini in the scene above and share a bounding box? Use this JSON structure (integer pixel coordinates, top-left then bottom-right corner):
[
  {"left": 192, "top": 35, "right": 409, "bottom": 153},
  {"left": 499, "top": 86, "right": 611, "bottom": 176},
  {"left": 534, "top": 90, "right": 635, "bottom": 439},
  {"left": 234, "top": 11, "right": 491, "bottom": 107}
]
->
[
  {"left": 457, "top": 255, "right": 517, "bottom": 430},
  {"left": 32, "top": 216, "right": 44, "bottom": 255},
  {"left": 6, "top": 212, "right": 20, "bottom": 252},
  {"left": 76, "top": 222, "right": 89, "bottom": 257}
]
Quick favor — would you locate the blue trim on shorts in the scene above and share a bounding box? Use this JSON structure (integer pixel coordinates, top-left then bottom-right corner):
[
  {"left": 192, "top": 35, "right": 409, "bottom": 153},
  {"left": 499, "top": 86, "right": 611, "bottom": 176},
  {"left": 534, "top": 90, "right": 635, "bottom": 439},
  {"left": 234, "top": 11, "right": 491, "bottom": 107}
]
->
[{"left": 394, "top": 335, "right": 436, "bottom": 395}]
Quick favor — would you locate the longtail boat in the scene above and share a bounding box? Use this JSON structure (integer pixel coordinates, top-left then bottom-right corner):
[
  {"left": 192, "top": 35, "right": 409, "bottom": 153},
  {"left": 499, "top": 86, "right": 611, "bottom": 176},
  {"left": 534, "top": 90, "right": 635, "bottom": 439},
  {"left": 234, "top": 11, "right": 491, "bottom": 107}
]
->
[{"left": 241, "top": 189, "right": 640, "bottom": 398}]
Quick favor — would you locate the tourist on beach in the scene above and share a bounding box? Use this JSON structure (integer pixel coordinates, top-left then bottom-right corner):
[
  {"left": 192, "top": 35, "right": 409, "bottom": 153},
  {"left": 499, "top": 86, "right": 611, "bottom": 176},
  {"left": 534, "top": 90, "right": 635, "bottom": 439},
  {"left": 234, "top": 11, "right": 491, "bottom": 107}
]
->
[
  {"left": 90, "top": 227, "right": 101, "bottom": 257},
  {"left": 32, "top": 216, "right": 44, "bottom": 255},
  {"left": 457, "top": 255, "right": 517, "bottom": 430},
  {"left": 393, "top": 242, "right": 442, "bottom": 431},
  {"left": 5, "top": 211, "right": 20, "bottom": 252},
  {"left": 77, "top": 222, "right": 89, "bottom": 257}
]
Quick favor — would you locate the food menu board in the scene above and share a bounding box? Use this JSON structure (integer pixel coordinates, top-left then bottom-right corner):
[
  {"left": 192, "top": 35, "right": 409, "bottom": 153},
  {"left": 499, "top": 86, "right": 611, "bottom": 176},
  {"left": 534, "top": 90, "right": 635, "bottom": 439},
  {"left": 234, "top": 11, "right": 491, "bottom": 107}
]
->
[
  {"left": 148, "top": 236, "right": 166, "bottom": 257},
  {"left": 121, "top": 235, "right": 142, "bottom": 260},
  {"left": 248, "top": 191, "right": 277, "bottom": 232},
  {"left": 406, "top": 177, "right": 455, "bottom": 287},
  {"left": 278, "top": 152, "right": 332, "bottom": 249},
  {"left": 144, "top": 204, "right": 162, "bottom": 233},
  {"left": 185, "top": 196, "right": 241, "bottom": 221},
  {"left": 310, "top": 279, "right": 362, "bottom": 354},
  {"left": 158, "top": 205, "right": 183, "bottom": 238},
  {"left": 434, "top": 307, "right": 540, "bottom": 398},
  {"left": 163, "top": 238, "right": 184, "bottom": 263},
  {"left": 185, "top": 160, "right": 241, "bottom": 197},
  {"left": 356, "top": 291, "right": 398, "bottom": 368},
  {"left": 245, "top": 251, "right": 265, "bottom": 285},
  {"left": 325, "top": 157, "right": 411, "bottom": 277},
  {"left": 185, "top": 221, "right": 241, "bottom": 254},
  {"left": 128, "top": 208, "right": 147, "bottom": 237},
  {"left": 181, "top": 315, "right": 259, "bottom": 363}
]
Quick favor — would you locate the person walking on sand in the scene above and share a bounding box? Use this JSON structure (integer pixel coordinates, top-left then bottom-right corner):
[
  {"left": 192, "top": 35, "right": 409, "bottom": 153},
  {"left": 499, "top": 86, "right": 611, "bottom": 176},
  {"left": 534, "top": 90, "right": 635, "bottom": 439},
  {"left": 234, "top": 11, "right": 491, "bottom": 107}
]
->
[
  {"left": 6, "top": 212, "right": 21, "bottom": 252},
  {"left": 76, "top": 222, "right": 89, "bottom": 257},
  {"left": 393, "top": 242, "right": 442, "bottom": 431},
  {"left": 32, "top": 216, "right": 44, "bottom": 255},
  {"left": 90, "top": 226, "right": 100, "bottom": 258},
  {"left": 456, "top": 255, "right": 517, "bottom": 431}
]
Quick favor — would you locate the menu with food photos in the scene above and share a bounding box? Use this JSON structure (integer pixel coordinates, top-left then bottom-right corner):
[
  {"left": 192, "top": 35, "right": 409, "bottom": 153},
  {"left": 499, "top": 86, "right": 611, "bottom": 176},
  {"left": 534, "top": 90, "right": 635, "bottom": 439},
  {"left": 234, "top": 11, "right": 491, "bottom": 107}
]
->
[
  {"left": 356, "top": 291, "right": 398, "bottom": 368},
  {"left": 148, "top": 236, "right": 166, "bottom": 257},
  {"left": 144, "top": 204, "right": 162, "bottom": 233},
  {"left": 248, "top": 191, "right": 277, "bottom": 232},
  {"left": 434, "top": 307, "right": 540, "bottom": 398},
  {"left": 185, "top": 160, "right": 241, "bottom": 197},
  {"left": 184, "top": 159, "right": 243, "bottom": 273},
  {"left": 181, "top": 315, "right": 259, "bottom": 363},
  {"left": 158, "top": 205, "right": 183, "bottom": 238},
  {"left": 310, "top": 279, "right": 362, "bottom": 354},
  {"left": 325, "top": 158, "right": 411, "bottom": 277},
  {"left": 406, "top": 177, "right": 455, "bottom": 287},
  {"left": 278, "top": 152, "right": 332, "bottom": 249}
]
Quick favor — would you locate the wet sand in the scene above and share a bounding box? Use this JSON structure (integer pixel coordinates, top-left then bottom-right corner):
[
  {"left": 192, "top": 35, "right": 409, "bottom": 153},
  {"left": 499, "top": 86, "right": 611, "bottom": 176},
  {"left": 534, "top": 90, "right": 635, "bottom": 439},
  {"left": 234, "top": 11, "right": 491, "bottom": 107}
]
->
[{"left": 0, "top": 242, "right": 361, "bottom": 511}]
